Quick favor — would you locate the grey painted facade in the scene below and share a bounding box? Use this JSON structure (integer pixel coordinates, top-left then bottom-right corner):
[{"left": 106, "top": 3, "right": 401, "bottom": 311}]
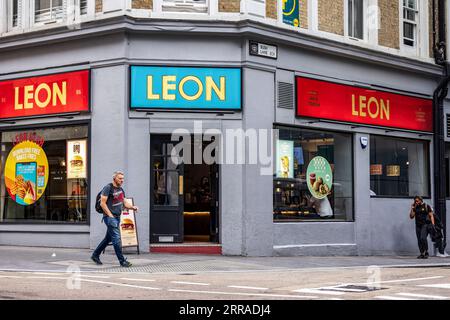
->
[{"left": 0, "top": 17, "right": 446, "bottom": 256}]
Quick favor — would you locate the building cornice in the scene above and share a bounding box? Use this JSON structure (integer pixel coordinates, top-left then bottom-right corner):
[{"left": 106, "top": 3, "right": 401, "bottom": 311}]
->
[{"left": 0, "top": 16, "right": 443, "bottom": 77}]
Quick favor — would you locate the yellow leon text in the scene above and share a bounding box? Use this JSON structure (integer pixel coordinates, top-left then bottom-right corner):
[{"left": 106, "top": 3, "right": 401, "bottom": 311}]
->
[
  {"left": 147, "top": 75, "right": 226, "bottom": 102},
  {"left": 15, "top": 82, "right": 67, "bottom": 110},
  {"left": 351, "top": 94, "right": 390, "bottom": 120}
]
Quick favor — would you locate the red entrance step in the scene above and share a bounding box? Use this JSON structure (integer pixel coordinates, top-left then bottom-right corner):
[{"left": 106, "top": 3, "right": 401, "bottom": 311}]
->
[{"left": 150, "top": 243, "right": 222, "bottom": 255}]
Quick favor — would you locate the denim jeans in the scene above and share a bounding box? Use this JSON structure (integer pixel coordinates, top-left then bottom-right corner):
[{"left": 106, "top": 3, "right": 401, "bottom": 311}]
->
[
  {"left": 416, "top": 224, "right": 430, "bottom": 254},
  {"left": 93, "top": 216, "right": 125, "bottom": 264}
]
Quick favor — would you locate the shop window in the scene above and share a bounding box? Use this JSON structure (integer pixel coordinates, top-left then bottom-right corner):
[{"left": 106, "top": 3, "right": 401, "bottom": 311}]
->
[
  {"left": 34, "top": 0, "right": 64, "bottom": 24},
  {"left": 273, "top": 127, "right": 354, "bottom": 222},
  {"left": 162, "top": 0, "right": 208, "bottom": 13},
  {"left": 0, "top": 125, "right": 89, "bottom": 223},
  {"left": 370, "top": 135, "right": 429, "bottom": 197},
  {"left": 347, "top": 0, "right": 364, "bottom": 39}
]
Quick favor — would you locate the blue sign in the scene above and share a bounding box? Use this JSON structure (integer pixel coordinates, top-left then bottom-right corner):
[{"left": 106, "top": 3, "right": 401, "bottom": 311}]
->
[{"left": 130, "top": 66, "right": 241, "bottom": 110}]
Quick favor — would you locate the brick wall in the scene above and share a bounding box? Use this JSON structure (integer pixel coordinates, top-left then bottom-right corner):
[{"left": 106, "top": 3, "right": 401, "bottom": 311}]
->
[
  {"left": 132, "top": 0, "right": 153, "bottom": 10},
  {"left": 266, "top": 0, "right": 277, "bottom": 20},
  {"left": 318, "top": 0, "right": 344, "bottom": 35},
  {"left": 299, "top": 0, "right": 307, "bottom": 29},
  {"left": 429, "top": 0, "right": 439, "bottom": 57},
  {"left": 219, "top": 0, "right": 240, "bottom": 13},
  {"left": 95, "top": 0, "right": 102, "bottom": 13},
  {"left": 378, "top": 0, "right": 399, "bottom": 49}
]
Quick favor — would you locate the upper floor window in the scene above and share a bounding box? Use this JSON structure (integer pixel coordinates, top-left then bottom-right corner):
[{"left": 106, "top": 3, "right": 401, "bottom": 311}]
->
[
  {"left": 80, "top": 0, "right": 87, "bottom": 15},
  {"left": 402, "top": 0, "right": 418, "bottom": 46},
  {"left": 162, "top": 0, "right": 208, "bottom": 13},
  {"left": 12, "top": 0, "right": 19, "bottom": 27},
  {"left": 34, "top": 0, "right": 64, "bottom": 24},
  {"left": 348, "top": 0, "right": 364, "bottom": 39}
]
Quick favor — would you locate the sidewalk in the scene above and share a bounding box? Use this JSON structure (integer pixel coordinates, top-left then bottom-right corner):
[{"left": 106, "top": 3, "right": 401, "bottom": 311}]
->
[{"left": 0, "top": 245, "right": 449, "bottom": 274}]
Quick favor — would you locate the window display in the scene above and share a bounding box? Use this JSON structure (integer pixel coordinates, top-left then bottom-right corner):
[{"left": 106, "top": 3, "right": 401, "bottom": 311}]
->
[
  {"left": 370, "top": 135, "right": 429, "bottom": 197},
  {"left": 273, "top": 127, "right": 353, "bottom": 222},
  {"left": 0, "top": 125, "right": 89, "bottom": 223}
]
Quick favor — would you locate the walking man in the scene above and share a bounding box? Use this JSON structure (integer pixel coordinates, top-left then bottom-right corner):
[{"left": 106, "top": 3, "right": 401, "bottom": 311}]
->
[
  {"left": 410, "top": 196, "right": 435, "bottom": 259},
  {"left": 91, "top": 171, "right": 138, "bottom": 267}
]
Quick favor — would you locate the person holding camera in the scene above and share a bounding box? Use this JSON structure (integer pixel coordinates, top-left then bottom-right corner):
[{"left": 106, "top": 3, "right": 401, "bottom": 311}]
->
[{"left": 410, "top": 196, "right": 435, "bottom": 259}]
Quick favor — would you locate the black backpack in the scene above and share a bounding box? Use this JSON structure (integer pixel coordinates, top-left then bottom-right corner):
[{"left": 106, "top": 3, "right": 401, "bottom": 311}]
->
[{"left": 95, "top": 183, "right": 113, "bottom": 214}]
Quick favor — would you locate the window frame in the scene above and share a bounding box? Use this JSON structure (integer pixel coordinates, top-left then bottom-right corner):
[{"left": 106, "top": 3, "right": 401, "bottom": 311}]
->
[
  {"left": 273, "top": 124, "right": 355, "bottom": 223},
  {"left": 400, "top": 0, "right": 420, "bottom": 53},
  {"left": 346, "top": 0, "right": 366, "bottom": 41},
  {"left": 0, "top": 120, "right": 91, "bottom": 225},
  {"left": 32, "top": 0, "right": 66, "bottom": 26},
  {"left": 160, "top": 0, "right": 209, "bottom": 14},
  {"left": 369, "top": 134, "right": 431, "bottom": 199},
  {"left": 7, "top": 0, "right": 21, "bottom": 32}
]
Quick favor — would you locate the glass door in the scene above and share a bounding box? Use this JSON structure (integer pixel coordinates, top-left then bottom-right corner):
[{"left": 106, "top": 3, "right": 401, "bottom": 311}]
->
[{"left": 150, "top": 135, "right": 184, "bottom": 243}]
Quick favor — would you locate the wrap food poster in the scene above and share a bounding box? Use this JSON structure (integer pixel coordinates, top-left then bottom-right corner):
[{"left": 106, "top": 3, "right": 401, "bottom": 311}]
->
[
  {"left": 276, "top": 140, "right": 294, "bottom": 178},
  {"left": 306, "top": 156, "right": 333, "bottom": 200},
  {"left": 67, "top": 139, "right": 87, "bottom": 179},
  {"left": 5, "top": 141, "right": 49, "bottom": 205}
]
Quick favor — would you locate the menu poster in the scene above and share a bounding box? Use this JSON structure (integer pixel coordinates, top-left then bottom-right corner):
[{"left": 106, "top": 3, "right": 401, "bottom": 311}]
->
[
  {"left": 67, "top": 139, "right": 87, "bottom": 179},
  {"left": 386, "top": 165, "right": 401, "bottom": 177},
  {"left": 370, "top": 164, "right": 383, "bottom": 175},
  {"left": 5, "top": 140, "right": 49, "bottom": 206},
  {"left": 276, "top": 140, "right": 294, "bottom": 178},
  {"left": 120, "top": 198, "right": 139, "bottom": 248},
  {"left": 306, "top": 156, "right": 333, "bottom": 200}
]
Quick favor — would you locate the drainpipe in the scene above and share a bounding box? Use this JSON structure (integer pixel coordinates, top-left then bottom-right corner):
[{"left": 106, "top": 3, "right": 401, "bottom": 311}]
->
[{"left": 433, "top": 1, "right": 449, "bottom": 240}]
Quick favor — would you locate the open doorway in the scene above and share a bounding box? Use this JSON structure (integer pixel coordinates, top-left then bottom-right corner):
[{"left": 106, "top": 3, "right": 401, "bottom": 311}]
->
[
  {"left": 184, "top": 160, "right": 219, "bottom": 242},
  {"left": 150, "top": 134, "right": 219, "bottom": 244}
]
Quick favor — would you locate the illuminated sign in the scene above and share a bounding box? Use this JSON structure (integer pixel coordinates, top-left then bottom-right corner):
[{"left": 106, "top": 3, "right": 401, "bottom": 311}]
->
[
  {"left": 296, "top": 77, "right": 433, "bottom": 132},
  {"left": 0, "top": 70, "right": 90, "bottom": 119},
  {"left": 130, "top": 66, "right": 241, "bottom": 110},
  {"left": 276, "top": 140, "right": 294, "bottom": 178}
]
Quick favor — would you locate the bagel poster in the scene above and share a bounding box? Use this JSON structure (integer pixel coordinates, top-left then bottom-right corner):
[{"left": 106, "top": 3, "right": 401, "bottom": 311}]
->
[
  {"left": 5, "top": 140, "right": 49, "bottom": 206},
  {"left": 120, "top": 198, "right": 138, "bottom": 247},
  {"left": 306, "top": 156, "right": 333, "bottom": 200},
  {"left": 67, "top": 140, "right": 87, "bottom": 179}
]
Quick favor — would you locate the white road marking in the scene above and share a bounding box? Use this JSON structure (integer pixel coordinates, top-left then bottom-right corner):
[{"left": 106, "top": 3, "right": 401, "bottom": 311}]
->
[
  {"left": 228, "top": 285, "right": 268, "bottom": 290},
  {"left": 352, "top": 276, "right": 444, "bottom": 286},
  {"left": 33, "top": 272, "right": 65, "bottom": 276},
  {"left": 292, "top": 288, "right": 346, "bottom": 296},
  {"left": 374, "top": 296, "right": 416, "bottom": 300},
  {"left": 120, "top": 278, "right": 156, "bottom": 282},
  {"left": 395, "top": 293, "right": 449, "bottom": 299},
  {"left": 321, "top": 286, "right": 367, "bottom": 292},
  {"left": 171, "top": 281, "right": 210, "bottom": 286},
  {"left": 79, "top": 279, "right": 161, "bottom": 290},
  {"left": 168, "top": 288, "right": 317, "bottom": 299},
  {"left": 78, "top": 275, "right": 111, "bottom": 279},
  {"left": 27, "top": 276, "right": 70, "bottom": 280},
  {"left": 419, "top": 283, "right": 450, "bottom": 289},
  {"left": 0, "top": 275, "right": 22, "bottom": 278}
]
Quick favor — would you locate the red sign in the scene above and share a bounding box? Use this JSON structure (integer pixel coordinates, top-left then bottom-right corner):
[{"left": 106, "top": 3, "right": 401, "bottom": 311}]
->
[
  {"left": 0, "top": 70, "right": 89, "bottom": 119},
  {"left": 296, "top": 77, "right": 433, "bottom": 132}
]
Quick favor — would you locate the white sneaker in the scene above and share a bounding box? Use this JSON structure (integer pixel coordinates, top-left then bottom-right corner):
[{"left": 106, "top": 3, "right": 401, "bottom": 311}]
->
[{"left": 436, "top": 252, "right": 449, "bottom": 258}]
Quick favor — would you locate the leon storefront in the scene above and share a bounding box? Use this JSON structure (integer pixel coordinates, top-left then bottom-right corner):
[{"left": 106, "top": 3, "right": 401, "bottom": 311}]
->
[{"left": 0, "top": 70, "right": 90, "bottom": 228}]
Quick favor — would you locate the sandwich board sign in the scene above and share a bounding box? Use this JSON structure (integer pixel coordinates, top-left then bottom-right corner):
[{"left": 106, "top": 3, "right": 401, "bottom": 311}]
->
[{"left": 120, "top": 198, "right": 140, "bottom": 254}]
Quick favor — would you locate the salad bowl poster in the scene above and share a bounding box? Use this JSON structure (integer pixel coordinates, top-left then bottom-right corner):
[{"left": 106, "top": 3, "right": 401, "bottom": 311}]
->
[
  {"left": 5, "top": 140, "right": 49, "bottom": 205},
  {"left": 306, "top": 156, "right": 333, "bottom": 199}
]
